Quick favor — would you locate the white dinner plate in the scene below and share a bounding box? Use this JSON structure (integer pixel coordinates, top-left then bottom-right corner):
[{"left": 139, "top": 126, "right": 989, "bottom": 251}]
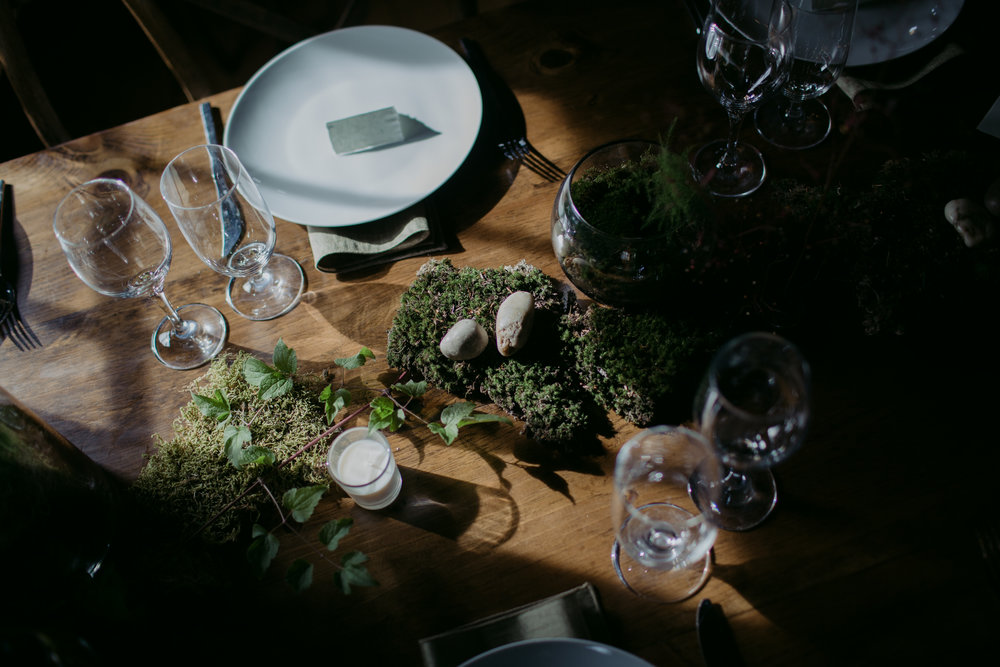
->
[
  {"left": 457, "top": 638, "right": 656, "bottom": 667},
  {"left": 224, "top": 25, "right": 483, "bottom": 227},
  {"left": 847, "top": 0, "right": 964, "bottom": 67}
]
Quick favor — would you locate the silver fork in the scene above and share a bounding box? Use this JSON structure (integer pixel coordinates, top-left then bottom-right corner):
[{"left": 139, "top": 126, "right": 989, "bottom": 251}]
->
[
  {"left": 460, "top": 38, "right": 567, "bottom": 183},
  {"left": 500, "top": 137, "right": 567, "bottom": 183},
  {"left": 0, "top": 181, "right": 40, "bottom": 351}
]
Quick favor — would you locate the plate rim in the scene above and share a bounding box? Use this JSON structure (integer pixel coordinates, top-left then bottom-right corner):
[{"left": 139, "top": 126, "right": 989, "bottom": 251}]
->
[
  {"left": 456, "top": 637, "right": 656, "bottom": 667},
  {"left": 223, "top": 24, "right": 483, "bottom": 228},
  {"left": 846, "top": 0, "right": 964, "bottom": 67}
]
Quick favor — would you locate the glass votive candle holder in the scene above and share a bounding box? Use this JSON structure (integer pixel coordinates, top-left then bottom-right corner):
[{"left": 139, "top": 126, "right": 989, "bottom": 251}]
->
[{"left": 327, "top": 427, "right": 402, "bottom": 510}]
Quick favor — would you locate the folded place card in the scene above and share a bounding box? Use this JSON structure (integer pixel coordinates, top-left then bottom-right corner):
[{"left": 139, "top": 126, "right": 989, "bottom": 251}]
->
[{"left": 417, "top": 582, "right": 610, "bottom": 667}]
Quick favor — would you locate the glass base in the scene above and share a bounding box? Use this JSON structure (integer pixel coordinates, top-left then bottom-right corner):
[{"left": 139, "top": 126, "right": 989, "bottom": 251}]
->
[
  {"left": 151, "top": 303, "right": 227, "bottom": 370},
  {"left": 690, "top": 465, "right": 778, "bottom": 532},
  {"left": 754, "top": 98, "right": 831, "bottom": 150},
  {"left": 612, "top": 538, "right": 712, "bottom": 603},
  {"left": 690, "top": 140, "right": 767, "bottom": 198},
  {"left": 226, "top": 253, "right": 305, "bottom": 321}
]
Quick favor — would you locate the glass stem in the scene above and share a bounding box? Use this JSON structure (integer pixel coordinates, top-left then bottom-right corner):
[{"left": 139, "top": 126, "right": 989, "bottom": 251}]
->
[
  {"left": 153, "top": 291, "right": 196, "bottom": 339},
  {"left": 783, "top": 100, "right": 804, "bottom": 122},
  {"left": 782, "top": 100, "right": 805, "bottom": 131},
  {"left": 237, "top": 267, "right": 273, "bottom": 298},
  {"left": 721, "top": 467, "right": 756, "bottom": 507},
  {"left": 719, "top": 110, "right": 745, "bottom": 168}
]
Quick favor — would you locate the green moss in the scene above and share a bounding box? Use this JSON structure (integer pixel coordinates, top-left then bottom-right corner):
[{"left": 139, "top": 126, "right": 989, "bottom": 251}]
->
[
  {"left": 570, "top": 307, "right": 720, "bottom": 426},
  {"left": 570, "top": 130, "right": 706, "bottom": 238},
  {"left": 385, "top": 259, "right": 594, "bottom": 445},
  {"left": 132, "top": 353, "right": 331, "bottom": 544},
  {"left": 386, "top": 259, "right": 721, "bottom": 445},
  {"left": 481, "top": 360, "right": 591, "bottom": 443}
]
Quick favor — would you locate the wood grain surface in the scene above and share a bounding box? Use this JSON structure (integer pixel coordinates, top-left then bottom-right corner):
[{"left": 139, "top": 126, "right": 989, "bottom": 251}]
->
[{"left": 2, "top": 1, "right": 998, "bottom": 665}]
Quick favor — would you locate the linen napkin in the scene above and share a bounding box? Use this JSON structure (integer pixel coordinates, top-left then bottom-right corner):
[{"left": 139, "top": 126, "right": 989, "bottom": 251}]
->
[
  {"left": 417, "top": 582, "right": 610, "bottom": 667},
  {"left": 306, "top": 199, "right": 447, "bottom": 274},
  {"left": 836, "top": 42, "right": 965, "bottom": 110}
]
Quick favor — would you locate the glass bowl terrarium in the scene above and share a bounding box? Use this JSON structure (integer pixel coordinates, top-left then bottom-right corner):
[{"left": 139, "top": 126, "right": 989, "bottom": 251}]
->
[{"left": 551, "top": 139, "right": 703, "bottom": 308}]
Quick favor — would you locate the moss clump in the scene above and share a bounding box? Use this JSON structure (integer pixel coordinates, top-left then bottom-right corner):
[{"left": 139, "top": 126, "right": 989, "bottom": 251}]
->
[
  {"left": 566, "top": 306, "right": 720, "bottom": 426},
  {"left": 385, "top": 259, "right": 721, "bottom": 445},
  {"left": 132, "top": 353, "right": 331, "bottom": 544},
  {"left": 386, "top": 259, "right": 588, "bottom": 444},
  {"left": 481, "top": 360, "right": 591, "bottom": 443}
]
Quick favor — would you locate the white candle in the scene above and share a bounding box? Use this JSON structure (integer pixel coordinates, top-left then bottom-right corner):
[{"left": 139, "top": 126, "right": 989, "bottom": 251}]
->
[{"left": 328, "top": 428, "right": 402, "bottom": 510}]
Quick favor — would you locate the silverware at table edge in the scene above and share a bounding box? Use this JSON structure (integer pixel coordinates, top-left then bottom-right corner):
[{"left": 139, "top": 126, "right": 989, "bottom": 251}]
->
[
  {"left": 977, "top": 520, "right": 1000, "bottom": 596},
  {"left": 0, "top": 180, "right": 40, "bottom": 351},
  {"left": 198, "top": 102, "right": 244, "bottom": 257},
  {"left": 696, "top": 598, "right": 746, "bottom": 667},
  {"left": 458, "top": 37, "right": 567, "bottom": 183}
]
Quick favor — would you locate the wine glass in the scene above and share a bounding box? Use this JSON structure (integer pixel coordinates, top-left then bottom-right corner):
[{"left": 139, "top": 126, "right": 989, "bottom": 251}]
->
[
  {"left": 754, "top": 0, "right": 858, "bottom": 149},
  {"left": 53, "top": 178, "right": 227, "bottom": 370},
  {"left": 611, "top": 425, "right": 723, "bottom": 603},
  {"left": 691, "top": 0, "right": 794, "bottom": 197},
  {"left": 159, "top": 144, "right": 304, "bottom": 321},
  {"left": 691, "top": 332, "right": 811, "bottom": 531}
]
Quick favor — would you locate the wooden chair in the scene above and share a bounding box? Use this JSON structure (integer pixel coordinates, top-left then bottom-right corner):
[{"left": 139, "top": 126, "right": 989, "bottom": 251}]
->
[{"left": 1, "top": 0, "right": 481, "bottom": 149}]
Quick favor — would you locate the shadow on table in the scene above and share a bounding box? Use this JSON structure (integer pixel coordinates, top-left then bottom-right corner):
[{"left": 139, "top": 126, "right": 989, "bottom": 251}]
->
[
  {"left": 705, "top": 332, "right": 1000, "bottom": 662},
  {"left": 384, "top": 466, "right": 519, "bottom": 552}
]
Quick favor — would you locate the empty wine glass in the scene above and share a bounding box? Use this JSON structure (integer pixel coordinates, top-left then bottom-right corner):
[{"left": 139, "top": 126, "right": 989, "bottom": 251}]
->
[
  {"left": 755, "top": 0, "right": 858, "bottom": 149},
  {"left": 160, "top": 144, "right": 304, "bottom": 321},
  {"left": 611, "top": 425, "right": 723, "bottom": 603},
  {"left": 691, "top": 332, "right": 811, "bottom": 531},
  {"left": 53, "top": 178, "right": 227, "bottom": 370},
  {"left": 691, "top": 0, "right": 794, "bottom": 197}
]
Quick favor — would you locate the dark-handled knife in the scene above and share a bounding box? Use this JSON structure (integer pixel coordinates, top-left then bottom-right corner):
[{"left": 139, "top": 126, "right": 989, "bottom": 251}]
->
[
  {"left": 697, "top": 599, "right": 746, "bottom": 667},
  {"left": 198, "top": 102, "right": 243, "bottom": 257}
]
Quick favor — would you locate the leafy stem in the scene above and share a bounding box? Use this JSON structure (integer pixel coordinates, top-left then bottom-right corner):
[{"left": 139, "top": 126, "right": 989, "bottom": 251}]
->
[{"left": 191, "top": 339, "right": 509, "bottom": 594}]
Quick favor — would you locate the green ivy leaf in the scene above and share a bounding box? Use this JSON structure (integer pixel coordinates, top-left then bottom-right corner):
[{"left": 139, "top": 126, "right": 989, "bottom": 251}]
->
[
  {"left": 431, "top": 402, "right": 512, "bottom": 445},
  {"left": 318, "top": 518, "right": 353, "bottom": 551},
  {"left": 427, "top": 421, "right": 459, "bottom": 445},
  {"left": 286, "top": 559, "right": 313, "bottom": 592},
  {"left": 391, "top": 380, "right": 427, "bottom": 398},
  {"left": 244, "top": 354, "right": 293, "bottom": 400},
  {"left": 319, "top": 386, "right": 352, "bottom": 425},
  {"left": 264, "top": 374, "right": 290, "bottom": 398},
  {"left": 282, "top": 485, "right": 327, "bottom": 523},
  {"left": 273, "top": 338, "right": 297, "bottom": 375},
  {"left": 241, "top": 445, "right": 276, "bottom": 467},
  {"left": 192, "top": 389, "right": 230, "bottom": 423},
  {"left": 335, "top": 347, "right": 375, "bottom": 370},
  {"left": 244, "top": 357, "right": 277, "bottom": 387},
  {"left": 369, "top": 396, "right": 405, "bottom": 433},
  {"left": 247, "top": 525, "right": 279, "bottom": 579},
  {"left": 334, "top": 551, "right": 378, "bottom": 594},
  {"left": 223, "top": 424, "right": 253, "bottom": 467}
]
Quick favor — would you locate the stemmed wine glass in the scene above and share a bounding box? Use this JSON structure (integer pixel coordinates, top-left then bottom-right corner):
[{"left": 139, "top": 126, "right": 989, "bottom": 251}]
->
[
  {"left": 691, "top": 0, "right": 794, "bottom": 197},
  {"left": 160, "top": 144, "right": 304, "bottom": 321},
  {"left": 53, "top": 178, "right": 227, "bottom": 370},
  {"left": 611, "top": 425, "right": 723, "bottom": 603},
  {"left": 754, "top": 0, "right": 858, "bottom": 149},
  {"left": 691, "top": 332, "right": 811, "bottom": 531}
]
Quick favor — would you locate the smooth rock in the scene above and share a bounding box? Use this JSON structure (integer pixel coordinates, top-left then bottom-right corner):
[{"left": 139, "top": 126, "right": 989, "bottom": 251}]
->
[
  {"left": 496, "top": 291, "right": 535, "bottom": 357},
  {"left": 440, "top": 319, "right": 488, "bottom": 360},
  {"left": 945, "top": 198, "right": 996, "bottom": 247}
]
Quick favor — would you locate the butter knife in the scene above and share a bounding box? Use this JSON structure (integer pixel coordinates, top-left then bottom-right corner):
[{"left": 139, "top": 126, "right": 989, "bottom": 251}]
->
[
  {"left": 697, "top": 599, "right": 746, "bottom": 667},
  {"left": 199, "top": 102, "right": 243, "bottom": 257}
]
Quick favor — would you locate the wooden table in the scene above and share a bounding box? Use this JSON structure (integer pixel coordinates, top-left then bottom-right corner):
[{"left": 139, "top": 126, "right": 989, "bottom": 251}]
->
[{"left": 3, "top": 1, "right": 999, "bottom": 664}]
